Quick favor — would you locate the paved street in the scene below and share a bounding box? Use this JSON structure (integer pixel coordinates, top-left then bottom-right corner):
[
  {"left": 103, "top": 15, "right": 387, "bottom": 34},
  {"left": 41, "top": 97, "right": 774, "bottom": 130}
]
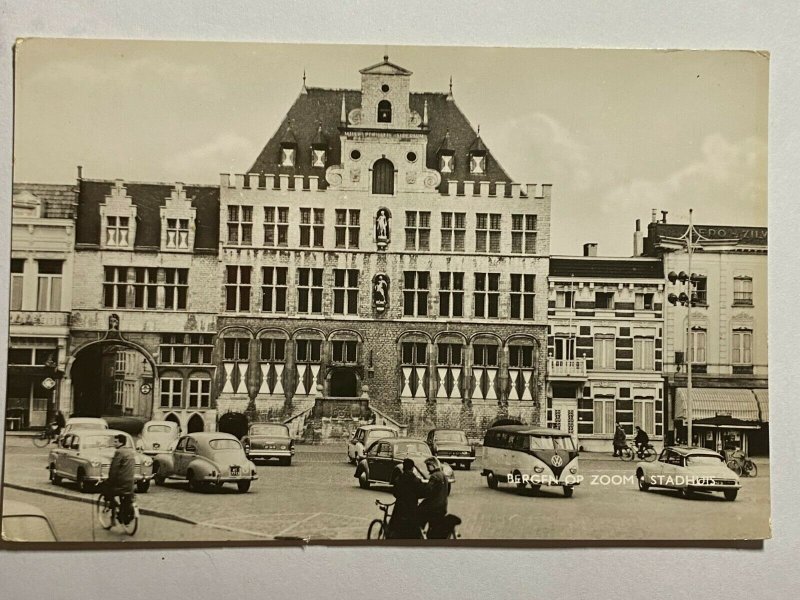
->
[{"left": 1, "top": 441, "right": 771, "bottom": 541}]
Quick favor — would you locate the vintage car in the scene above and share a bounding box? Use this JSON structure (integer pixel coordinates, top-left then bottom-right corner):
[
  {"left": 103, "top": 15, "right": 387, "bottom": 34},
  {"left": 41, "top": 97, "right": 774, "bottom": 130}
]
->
[
  {"left": 138, "top": 420, "right": 181, "bottom": 456},
  {"left": 1, "top": 499, "right": 59, "bottom": 542},
  {"left": 153, "top": 432, "right": 258, "bottom": 493},
  {"left": 426, "top": 429, "right": 476, "bottom": 469},
  {"left": 47, "top": 429, "right": 154, "bottom": 493},
  {"left": 357, "top": 437, "right": 455, "bottom": 490},
  {"left": 61, "top": 417, "right": 109, "bottom": 437},
  {"left": 636, "top": 446, "right": 741, "bottom": 501},
  {"left": 242, "top": 423, "right": 294, "bottom": 465},
  {"left": 347, "top": 424, "right": 400, "bottom": 463}
]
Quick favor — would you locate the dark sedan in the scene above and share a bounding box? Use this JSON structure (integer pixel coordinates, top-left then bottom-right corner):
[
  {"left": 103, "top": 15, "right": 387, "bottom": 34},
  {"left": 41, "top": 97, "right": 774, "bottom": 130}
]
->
[
  {"left": 357, "top": 437, "right": 455, "bottom": 489},
  {"left": 427, "top": 429, "right": 475, "bottom": 469}
]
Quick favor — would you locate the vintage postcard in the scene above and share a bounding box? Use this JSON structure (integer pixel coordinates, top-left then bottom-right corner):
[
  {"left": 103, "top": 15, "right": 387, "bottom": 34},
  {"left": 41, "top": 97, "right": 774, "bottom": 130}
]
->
[{"left": 1, "top": 40, "right": 769, "bottom": 544}]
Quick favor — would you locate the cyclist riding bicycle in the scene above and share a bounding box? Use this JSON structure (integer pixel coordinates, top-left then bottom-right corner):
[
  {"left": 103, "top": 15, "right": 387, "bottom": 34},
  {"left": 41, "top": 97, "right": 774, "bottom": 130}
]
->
[
  {"left": 418, "top": 457, "right": 450, "bottom": 539},
  {"left": 388, "top": 458, "right": 424, "bottom": 539},
  {"left": 103, "top": 434, "right": 136, "bottom": 525},
  {"left": 634, "top": 426, "right": 650, "bottom": 455}
]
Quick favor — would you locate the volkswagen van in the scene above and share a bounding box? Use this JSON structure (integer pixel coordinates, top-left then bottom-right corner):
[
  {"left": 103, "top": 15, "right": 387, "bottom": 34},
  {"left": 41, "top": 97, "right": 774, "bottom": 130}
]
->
[{"left": 481, "top": 425, "right": 580, "bottom": 497}]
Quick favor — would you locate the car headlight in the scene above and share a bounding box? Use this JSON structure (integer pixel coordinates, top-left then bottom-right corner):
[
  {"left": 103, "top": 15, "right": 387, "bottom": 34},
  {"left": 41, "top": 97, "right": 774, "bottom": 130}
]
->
[
  {"left": 280, "top": 444, "right": 287, "bottom": 450},
  {"left": 534, "top": 466, "right": 544, "bottom": 473},
  {"left": 90, "top": 460, "right": 101, "bottom": 467},
  {"left": 569, "top": 467, "right": 578, "bottom": 474}
]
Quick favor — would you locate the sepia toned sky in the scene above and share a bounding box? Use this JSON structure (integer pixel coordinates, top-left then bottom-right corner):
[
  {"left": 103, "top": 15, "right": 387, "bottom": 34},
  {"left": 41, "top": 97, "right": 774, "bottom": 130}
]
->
[{"left": 13, "top": 39, "right": 768, "bottom": 256}]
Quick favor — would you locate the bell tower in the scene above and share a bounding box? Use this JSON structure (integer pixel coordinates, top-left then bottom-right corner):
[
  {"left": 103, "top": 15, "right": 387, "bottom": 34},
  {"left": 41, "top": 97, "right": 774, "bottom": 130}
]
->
[{"left": 357, "top": 55, "right": 414, "bottom": 129}]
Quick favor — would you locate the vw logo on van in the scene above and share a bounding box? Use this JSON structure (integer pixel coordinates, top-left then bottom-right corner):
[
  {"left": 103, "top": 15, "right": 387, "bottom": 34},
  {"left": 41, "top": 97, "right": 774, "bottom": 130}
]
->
[{"left": 551, "top": 454, "right": 564, "bottom": 467}]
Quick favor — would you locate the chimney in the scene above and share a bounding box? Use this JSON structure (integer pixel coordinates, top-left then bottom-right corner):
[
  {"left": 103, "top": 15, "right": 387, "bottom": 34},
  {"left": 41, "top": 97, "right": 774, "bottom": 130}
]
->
[
  {"left": 651, "top": 208, "right": 658, "bottom": 223},
  {"left": 633, "top": 219, "right": 643, "bottom": 256},
  {"left": 661, "top": 210, "right": 668, "bottom": 224},
  {"left": 583, "top": 242, "right": 598, "bottom": 257},
  {"left": 77, "top": 165, "right": 83, "bottom": 180}
]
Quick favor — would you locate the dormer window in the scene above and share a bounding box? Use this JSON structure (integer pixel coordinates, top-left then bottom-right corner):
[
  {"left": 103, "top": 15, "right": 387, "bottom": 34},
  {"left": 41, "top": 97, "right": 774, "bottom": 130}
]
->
[
  {"left": 100, "top": 180, "right": 137, "bottom": 250},
  {"left": 160, "top": 183, "right": 197, "bottom": 252},
  {"left": 377, "top": 100, "right": 392, "bottom": 123},
  {"left": 469, "top": 152, "right": 486, "bottom": 175},
  {"left": 439, "top": 152, "right": 455, "bottom": 174},
  {"left": 280, "top": 145, "right": 296, "bottom": 167},
  {"left": 166, "top": 218, "right": 190, "bottom": 249},
  {"left": 311, "top": 148, "right": 326, "bottom": 168},
  {"left": 311, "top": 125, "right": 328, "bottom": 168},
  {"left": 106, "top": 216, "right": 130, "bottom": 247}
]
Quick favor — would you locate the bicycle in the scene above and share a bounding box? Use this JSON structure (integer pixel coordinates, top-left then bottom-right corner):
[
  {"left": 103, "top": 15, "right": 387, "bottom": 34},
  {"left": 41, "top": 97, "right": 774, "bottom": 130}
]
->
[
  {"left": 367, "top": 499, "right": 460, "bottom": 540},
  {"left": 618, "top": 444, "right": 636, "bottom": 461},
  {"left": 725, "top": 451, "right": 758, "bottom": 478},
  {"left": 96, "top": 493, "right": 139, "bottom": 536},
  {"left": 32, "top": 425, "right": 60, "bottom": 448},
  {"left": 621, "top": 442, "right": 656, "bottom": 462}
]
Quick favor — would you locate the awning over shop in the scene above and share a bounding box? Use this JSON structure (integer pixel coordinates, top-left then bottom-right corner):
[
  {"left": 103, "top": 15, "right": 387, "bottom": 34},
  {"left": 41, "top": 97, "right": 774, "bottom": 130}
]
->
[
  {"left": 754, "top": 389, "right": 769, "bottom": 423},
  {"left": 675, "top": 388, "right": 760, "bottom": 422},
  {"left": 692, "top": 415, "right": 761, "bottom": 430}
]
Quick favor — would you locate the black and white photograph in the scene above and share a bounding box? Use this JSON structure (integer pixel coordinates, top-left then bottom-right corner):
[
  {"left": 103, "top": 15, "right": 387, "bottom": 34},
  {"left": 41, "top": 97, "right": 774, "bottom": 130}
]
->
[{"left": 2, "top": 39, "right": 770, "bottom": 544}]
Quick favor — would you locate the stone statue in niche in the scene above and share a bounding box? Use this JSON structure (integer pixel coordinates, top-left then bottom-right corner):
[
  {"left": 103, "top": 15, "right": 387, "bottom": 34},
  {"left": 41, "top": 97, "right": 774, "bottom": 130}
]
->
[
  {"left": 375, "top": 208, "right": 391, "bottom": 250},
  {"left": 108, "top": 313, "right": 120, "bottom": 331},
  {"left": 373, "top": 274, "right": 390, "bottom": 313}
]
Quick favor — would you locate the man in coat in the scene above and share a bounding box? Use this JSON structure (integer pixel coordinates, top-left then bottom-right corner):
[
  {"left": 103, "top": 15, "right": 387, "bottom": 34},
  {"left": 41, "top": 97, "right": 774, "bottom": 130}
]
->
[
  {"left": 105, "top": 434, "right": 137, "bottom": 523},
  {"left": 417, "top": 457, "right": 450, "bottom": 538},
  {"left": 613, "top": 423, "right": 626, "bottom": 456},
  {"left": 634, "top": 426, "right": 650, "bottom": 455},
  {"left": 388, "top": 458, "right": 424, "bottom": 539}
]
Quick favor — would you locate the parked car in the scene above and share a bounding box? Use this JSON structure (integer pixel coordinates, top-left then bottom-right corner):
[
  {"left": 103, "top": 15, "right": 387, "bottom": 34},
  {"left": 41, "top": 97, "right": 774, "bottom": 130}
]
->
[
  {"left": 1, "top": 500, "right": 59, "bottom": 542},
  {"left": 47, "top": 429, "right": 153, "bottom": 493},
  {"left": 347, "top": 424, "right": 400, "bottom": 463},
  {"left": 358, "top": 437, "right": 455, "bottom": 490},
  {"left": 427, "top": 429, "right": 476, "bottom": 469},
  {"left": 61, "top": 417, "right": 109, "bottom": 437},
  {"left": 138, "top": 420, "right": 181, "bottom": 456},
  {"left": 636, "top": 446, "right": 741, "bottom": 501},
  {"left": 153, "top": 432, "right": 258, "bottom": 493},
  {"left": 242, "top": 423, "right": 294, "bottom": 465}
]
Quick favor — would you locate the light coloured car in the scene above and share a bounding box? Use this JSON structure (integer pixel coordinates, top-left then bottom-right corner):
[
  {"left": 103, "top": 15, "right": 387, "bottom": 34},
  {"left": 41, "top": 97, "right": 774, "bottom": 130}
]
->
[
  {"left": 347, "top": 424, "right": 399, "bottom": 463},
  {"left": 1, "top": 500, "right": 59, "bottom": 542},
  {"left": 61, "top": 417, "right": 109, "bottom": 437},
  {"left": 636, "top": 446, "right": 741, "bottom": 501},
  {"left": 139, "top": 420, "right": 181, "bottom": 456},
  {"left": 242, "top": 423, "right": 294, "bottom": 465},
  {"left": 48, "top": 429, "right": 154, "bottom": 493},
  {"left": 153, "top": 432, "right": 258, "bottom": 493}
]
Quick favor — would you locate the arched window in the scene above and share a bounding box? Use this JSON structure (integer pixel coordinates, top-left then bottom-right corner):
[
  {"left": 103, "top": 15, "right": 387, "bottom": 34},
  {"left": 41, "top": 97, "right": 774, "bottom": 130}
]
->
[
  {"left": 377, "top": 100, "right": 392, "bottom": 123},
  {"left": 372, "top": 158, "right": 395, "bottom": 195}
]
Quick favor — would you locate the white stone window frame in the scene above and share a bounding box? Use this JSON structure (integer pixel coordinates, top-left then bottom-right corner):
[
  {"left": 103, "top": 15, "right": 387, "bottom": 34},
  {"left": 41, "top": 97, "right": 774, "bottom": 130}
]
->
[
  {"left": 160, "top": 183, "right": 197, "bottom": 252},
  {"left": 187, "top": 371, "right": 212, "bottom": 408},
  {"left": 100, "top": 180, "right": 137, "bottom": 251},
  {"left": 511, "top": 214, "right": 538, "bottom": 254}
]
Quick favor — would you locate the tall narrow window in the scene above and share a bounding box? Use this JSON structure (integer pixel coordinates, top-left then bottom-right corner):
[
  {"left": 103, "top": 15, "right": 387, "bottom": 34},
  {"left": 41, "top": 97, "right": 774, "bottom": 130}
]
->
[
  {"left": 405, "top": 211, "right": 430, "bottom": 251},
  {"left": 166, "top": 218, "right": 190, "bottom": 249},
  {"left": 295, "top": 339, "right": 322, "bottom": 396},
  {"left": 297, "top": 268, "right": 324, "bottom": 314},
  {"left": 261, "top": 267, "right": 288, "bottom": 312},
  {"left": 401, "top": 342, "right": 428, "bottom": 400},
  {"left": 188, "top": 374, "right": 211, "bottom": 408},
  {"left": 103, "top": 267, "right": 128, "bottom": 308},
  {"left": 476, "top": 213, "right": 501, "bottom": 252},
  {"left": 593, "top": 335, "right": 615, "bottom": 369},
  {"left": 509, "top": 345, "right": 536, "bottom": 400},
  {"left": 733, "top": 277, "right": 753, "bottom": 306},
  {"left": 511, "top": 214, "right": 537, "bottom": 254},
  {"left": 732, "top": 329, "right": 752, "bottom": 365},
  {"left": 633, "top": 337, "right": 655, "bottom": 370},
  {"left": 555, "top": 290, "right": 575, "bottom": 309},
  {"left": 105, "top": 216, "right": 130, "bottom": 247},
  {"left": 437, "top": 343, "right": 463, "bottom": 399},
  {"left": 225, "top": 266, "right": 251, "bottom": 312},
  {"left": 693, "top": 276, "right": 708, "bottom": 305},
  {"left": 163, "top": 268, "right": 188, "bottom": 310},
  {"left": 227, "top": 205, "right": 253, "bottom": 245},
  {"left": 439, "top": 272, "right": 464, "bottom": 318},
  {"left": 633, "top": 398, "right": 656, "bottom": 435},
  {"left": 36, "top": 260, "right": 62, "bottom": 311},
  {"left": 160, "top": 377, "right": 183, "bottom": 408},
  {"left": 440, "top": 212, "right": 466, "bottom": 252},
  {"left": 371, "top": 159, "right": 395, "bottom": 195},
  {"left": 473, "top": 343, "right": 500, "bottom": 400},
  {"left": 690, "top": 329, "right": 707, "bottom": 364},
  {"left": 11, "top": 258, "right": 24, "bottom": 311},
  {"left": 133, "top": 267, "right": 158, "bottom": 309},
  {"left": 403, "top": 271, "right": 429, "bottom": 316},
  {"left": 474, "top": 273, "right": 500, "bottom": 318},
  {"left": 595, "top": 291, "right": 615, "bottom": 309},
  {"left": 335, "top": 209, "right": 360, "bottom": 248},
  {"left": 510, "top": 274, "right": 535, "bottom": 320},
  {"left": 635, "top": 292, "right": 655, "bottom": 310},
  {"left": 300, "top": 208, "right": 324, "bottom": 248},
  {"left": 333, "top": 269, "right": 359, "bottom": 315},
  {"left": 377, "top": 100, "right": 392, "bottom": 123},
  {"left": 264, "top": 206, "right": 288, "bottom": 247},
  {"left": 593, "top": 397, "right": 615, "bottom": 435}
]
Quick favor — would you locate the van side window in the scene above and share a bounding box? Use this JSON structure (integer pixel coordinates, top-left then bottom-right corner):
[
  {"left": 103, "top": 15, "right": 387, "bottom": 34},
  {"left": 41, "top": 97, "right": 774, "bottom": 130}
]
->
[
  {"left": 512, "top": 434, "right": 526, "bottom": 451},
  {"left": 484, "top": 431, "right": 495, "bottom": 448}
]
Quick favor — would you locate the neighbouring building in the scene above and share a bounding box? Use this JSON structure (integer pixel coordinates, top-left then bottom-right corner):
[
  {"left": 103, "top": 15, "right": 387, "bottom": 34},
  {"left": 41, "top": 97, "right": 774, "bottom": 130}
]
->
[
  {"left": 547, "top": 243, "right": 665, "bottom": 452},
  {"left": 7, "top": 183, "right": 77, "bottom": 430},
  {"left": 638, "top": 212, "right": 769, "bottom": 455},
  {"left": 215, "top": 56, "right": 552, "bottom": 435},
  {"left": 66, "top": 176, "right": 221, "bottom": 433}
]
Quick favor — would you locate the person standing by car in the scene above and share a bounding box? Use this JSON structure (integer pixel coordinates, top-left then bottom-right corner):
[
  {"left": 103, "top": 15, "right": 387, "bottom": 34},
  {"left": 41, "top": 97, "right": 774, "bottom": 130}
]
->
[
  {"left": 634, "top": 426, "right": 650, "bottom": 456},
  {"left": 418, "top": 457, "right": 450, "bottom": 538},
  {"left": 352, "top": 438, "right": 367, "bottom": 480},
  {"left": 612, "top": 423, "right": 626, "bottom": 457},
  {"left": 388, "top": 458, "right": 424, "bottom": 539},
  {"left": 104, "top": 434, "right": 136, "bottom": 523}
]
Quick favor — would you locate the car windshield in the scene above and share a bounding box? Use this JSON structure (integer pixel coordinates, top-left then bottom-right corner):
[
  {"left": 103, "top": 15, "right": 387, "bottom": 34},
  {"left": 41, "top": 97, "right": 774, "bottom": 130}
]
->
[
  {"left": 209, "top": 439, "right": 242, "bottom": 450},
  {"left": 394, "top": 442, "right": 430, "bottom": 456},
  {"left": 70, "top": 423, "right": 106, "bottom": 430},
  {"left": 249, "top": 424, "right": 288, "bottom": 436},
  {"left": 367, "top": 430, "right": 395, "bottom": 440},
  {"left": 82, "top": 435, "right": 129, "bottom": 449},
  {"left": 1, "top": 515, "right": 57, "bottom": 542},
  {"left": 529, "top": 435, "right": 576, "bottom": 451},
  {"left": 686, "top": 454, "right": 724, "bottom": 466},
  {"left": 146, "top": 425, "right": 174, "bottom": 433},
  {"left": 435, "top": 431, "right": 467, "bottom": 443}
]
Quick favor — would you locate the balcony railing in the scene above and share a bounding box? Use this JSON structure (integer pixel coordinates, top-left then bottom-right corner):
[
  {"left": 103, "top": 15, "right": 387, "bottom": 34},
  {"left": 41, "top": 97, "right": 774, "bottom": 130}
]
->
[{"left": 548, "top": 358, "right": 587, "bottom": 378}]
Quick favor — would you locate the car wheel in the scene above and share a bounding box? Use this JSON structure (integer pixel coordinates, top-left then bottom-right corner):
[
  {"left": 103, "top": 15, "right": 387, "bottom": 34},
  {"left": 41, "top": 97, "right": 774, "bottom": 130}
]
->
[
  {"left": 680, "top": 487, "right": 694, "bottom": 499},
  {"left": 237, "top": 480, "right": 251, "bottom": 493},
  {"left": 463, "top": 462, "right": 471, "bottom": 471},
  {"left": 486, "top": 471, "right": 498, "bottom": 489},
  {"left": 77, "top": 470, "right": 93, "bottom": 493},
  {"left": 187, "top": 470, "right": 198, "bottom": 492},
  {"left": 513, "top": 470, "right": 526, "bottom": 490},
  {"left": 530, "top": 484, "right": 541, "bottom": 493},
  {"left": 136, "top": 480, "right": 150, "bottom": 494},
  {"left": 359, "top": 472, "right": 370, "bottom": 489},
  {"left": 49, "top": 465, "right": 62, "bottom": 485},
  {"left": 281, "top": 457, "right": 292, "bottom": 467},
  {"left": 563, "top": 486, "right": 574, "bottom": 498},
  {"left": 637, "top": 470, "right": 650, "bottom": 491},
  {"left": 154, "top": 472, "right": 166, "bottom": 486},
  {"left": 724, "top": 489, "right": 738, "bottom": 501}
]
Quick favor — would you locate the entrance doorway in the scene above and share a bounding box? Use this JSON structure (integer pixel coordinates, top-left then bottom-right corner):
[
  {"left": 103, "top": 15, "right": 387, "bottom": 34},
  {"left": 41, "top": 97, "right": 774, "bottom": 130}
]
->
[
  {"left": 552, "top": 399, "right": 578, "bottom": 446},
  {"left": 329, "top": 368, "right": 358, "bottom": 398}
]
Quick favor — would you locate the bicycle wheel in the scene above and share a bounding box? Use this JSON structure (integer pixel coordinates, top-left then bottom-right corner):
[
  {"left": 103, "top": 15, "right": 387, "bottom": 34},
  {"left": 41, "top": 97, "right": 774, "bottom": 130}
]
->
[
  {"left": 621, "top": 447, "right": 635, "bottom": 462},
  {"left": 32, "top": 432, "right": 50, "bottom": 448},
  {"left": 121, "top": 505, "right": 139, "bottom": 536},
  {"left": 96, "top": 495, "right": 114, "bottom": 530},
  {"left": 367, "top": 519, "right": 385, "bottom": 540},
  {"left": 727, "top": 459, "right": 743, "bottom": 477},
  {"left": 643, "top": 448, "right": 657, "bottom": 462},
  {"left": 745, "top": 461, "right": 758, "bottom": 478}
]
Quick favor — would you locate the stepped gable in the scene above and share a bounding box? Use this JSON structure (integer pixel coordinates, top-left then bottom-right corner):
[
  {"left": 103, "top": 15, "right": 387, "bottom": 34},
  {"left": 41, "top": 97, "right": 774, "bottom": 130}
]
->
[
  {"left": 76, "top": 179, "right": 219, "bottom": 251},
  {"left": 550, "top": 257, "right": 664, "bottom": 279},
  {"left": 247, "top": 87, "right": 511, "bottom": 188}
]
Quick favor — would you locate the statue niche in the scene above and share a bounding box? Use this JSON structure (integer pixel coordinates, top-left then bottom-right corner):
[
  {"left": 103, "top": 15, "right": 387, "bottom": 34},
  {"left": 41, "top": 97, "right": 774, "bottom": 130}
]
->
[
  {"left": 375, "top": 208, "right": 391, "bottom": 250},
  {"left": 373, "top": 274, "right": 390, "bottom": 313}
]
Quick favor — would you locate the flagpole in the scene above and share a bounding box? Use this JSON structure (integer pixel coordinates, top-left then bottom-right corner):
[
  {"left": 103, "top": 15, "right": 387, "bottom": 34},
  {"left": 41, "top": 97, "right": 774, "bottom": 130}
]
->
[{"left": 687, "top": 209, "right": 694, "bottom": 446}]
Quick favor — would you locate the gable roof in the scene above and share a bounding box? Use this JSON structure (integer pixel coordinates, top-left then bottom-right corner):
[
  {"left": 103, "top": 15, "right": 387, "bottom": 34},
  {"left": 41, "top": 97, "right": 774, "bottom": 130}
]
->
[
  {"left": 550, "top": 257, "right": 664, "bottom": 279},
  {"left": 12, "top": 183, "right": 77, "bottom": 219},
  {"left": 247, "top": 88, "right": 512, "bottom": 191},
  {"left": 359, "top": 59, "right": 413, "bottom": 76},
  {"left": 76, "top": 179, "right": 219, "bottom": 251}
]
